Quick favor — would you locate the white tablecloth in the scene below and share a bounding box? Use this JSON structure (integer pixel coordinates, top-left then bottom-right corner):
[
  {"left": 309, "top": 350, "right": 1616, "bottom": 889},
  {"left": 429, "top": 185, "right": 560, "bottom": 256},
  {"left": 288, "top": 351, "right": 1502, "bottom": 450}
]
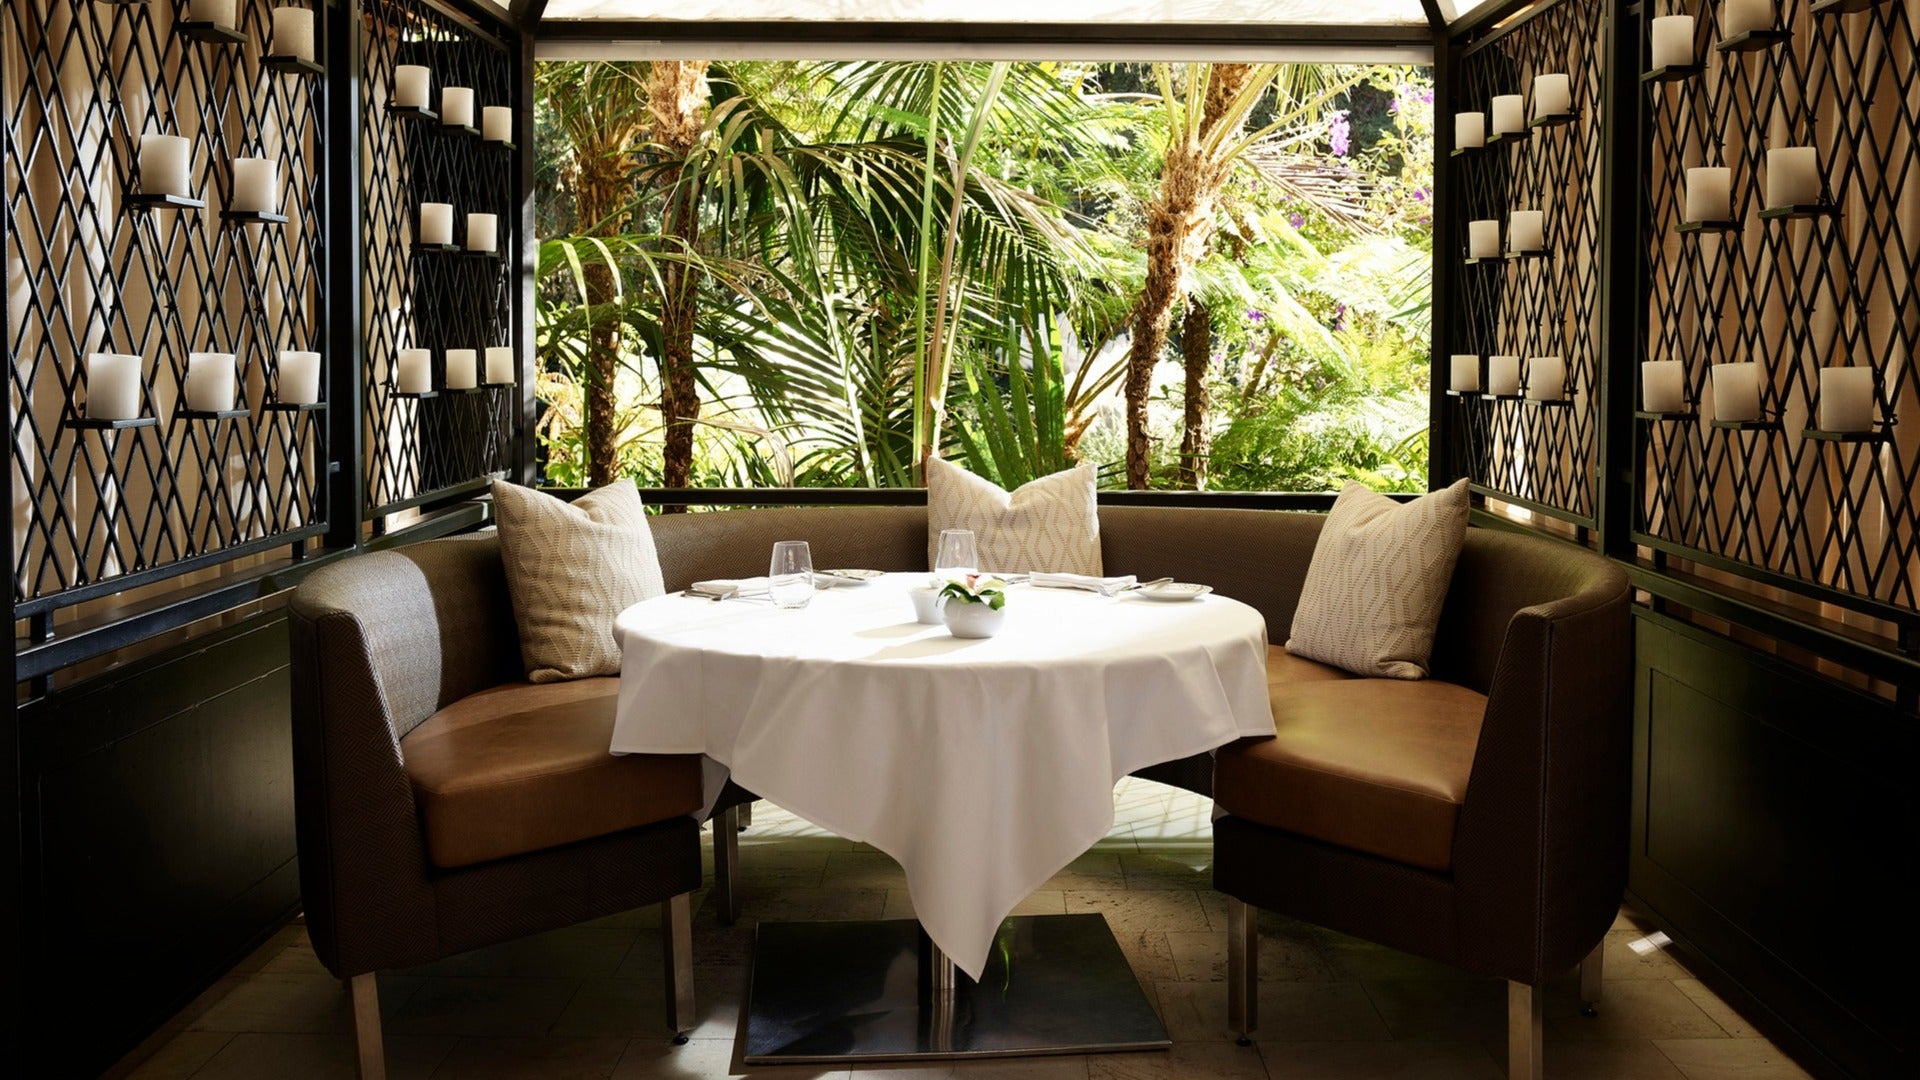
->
[{"left": 611, "top": 573, "right": 1274, "bottom": 979}]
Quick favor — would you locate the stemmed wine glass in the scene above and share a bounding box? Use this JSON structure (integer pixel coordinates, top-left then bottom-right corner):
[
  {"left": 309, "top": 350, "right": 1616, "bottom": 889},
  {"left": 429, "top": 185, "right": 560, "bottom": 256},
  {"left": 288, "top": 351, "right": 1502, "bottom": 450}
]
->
[
  {"left": 935, "top": 528, "right": 978, "bottom": 583},
  {"left": 769, "top": 540, "right": 815, "bottom": 609}
]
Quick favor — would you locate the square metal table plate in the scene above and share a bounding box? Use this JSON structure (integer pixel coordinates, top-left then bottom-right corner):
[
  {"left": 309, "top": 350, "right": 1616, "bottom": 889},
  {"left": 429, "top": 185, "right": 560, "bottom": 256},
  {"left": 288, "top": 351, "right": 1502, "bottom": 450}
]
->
[{"left": 743, "top": 913, "right": 1171, "bottom": 1063}]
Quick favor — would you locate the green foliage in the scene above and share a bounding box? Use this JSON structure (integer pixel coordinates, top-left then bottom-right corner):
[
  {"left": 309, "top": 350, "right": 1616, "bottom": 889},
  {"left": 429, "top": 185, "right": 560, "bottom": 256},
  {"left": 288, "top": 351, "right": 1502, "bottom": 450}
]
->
[{"left": 532, "top": 60, "right": 1436, "bottom": 495}]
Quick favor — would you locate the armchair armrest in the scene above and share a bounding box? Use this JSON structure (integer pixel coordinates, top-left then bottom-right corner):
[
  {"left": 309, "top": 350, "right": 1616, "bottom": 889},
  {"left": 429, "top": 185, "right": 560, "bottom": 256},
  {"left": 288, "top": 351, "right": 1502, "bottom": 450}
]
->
[{"left": 1451, "top": 570, "right": 1633, "bottom": 985}]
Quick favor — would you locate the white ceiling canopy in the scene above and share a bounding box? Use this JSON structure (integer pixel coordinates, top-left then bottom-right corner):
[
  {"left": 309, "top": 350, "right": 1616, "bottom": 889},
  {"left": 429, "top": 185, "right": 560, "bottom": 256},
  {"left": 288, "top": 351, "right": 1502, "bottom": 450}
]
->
[{"left": 539, "top": 0, "right": 1437, "bottom": 25}]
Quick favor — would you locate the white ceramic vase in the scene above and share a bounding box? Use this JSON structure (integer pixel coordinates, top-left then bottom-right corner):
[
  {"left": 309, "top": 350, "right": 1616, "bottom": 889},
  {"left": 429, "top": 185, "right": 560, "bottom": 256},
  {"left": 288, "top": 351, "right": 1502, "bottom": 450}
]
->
[{"left": 942, "top": 601, "right": 1005, "bottom": 639}]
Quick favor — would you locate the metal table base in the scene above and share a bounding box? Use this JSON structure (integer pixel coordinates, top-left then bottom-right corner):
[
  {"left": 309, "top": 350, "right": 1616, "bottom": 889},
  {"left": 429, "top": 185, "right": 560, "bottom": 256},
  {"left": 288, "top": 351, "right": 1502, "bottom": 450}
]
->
[{"left": 741, "top": 914, "right": 1171, "bottom": 1064}]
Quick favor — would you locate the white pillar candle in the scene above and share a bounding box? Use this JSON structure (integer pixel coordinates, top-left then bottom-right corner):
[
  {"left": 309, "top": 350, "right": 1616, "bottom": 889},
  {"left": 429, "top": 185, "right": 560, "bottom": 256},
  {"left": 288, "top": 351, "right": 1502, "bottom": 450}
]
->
[
  {"left": 86, "top": 353, "right": 143, "bottom": 420},
  {"left": 229, "top": 157, "right": 279, "bottom": 213},
  {"left": 1724, "top": 0, "right": 1773, "bottom": 37},
  {"left": 184, "top": 352, "right": 238, "bottom": 413},
  {"left": 1509, "top": 210, "right": 1546, "bottom": 252},
  {"left": 445, "top": 349, "right": 479, "bottom": 390},
  {"left": 1532, "top": 74, "right": 1573, "bottom": 119},
  {"left": 485, "top": 346, "right": 516, "bottom": 385},
  {"left": 466, "top": 212, "right": 498, "bottom": 253},
  {"left": 1642, "top": 361, "right": 1686, "bottom": 413},
  {"left": 1685, "top": 166, "right": 1732, "bottom": 222},
  {"left": 482, "top": 106, "right": 513, "bottom": 143},
  {"left": 189, "top": 0, "right": 237, "bottom": 28},
  {"left": 1468, "top": 219, "right": 1501, "bottom": 259},
  {"left": 1526, "top": 356, "right": 1566, "bottom": 401},
  {"left": 270, "top": 8, "right": 315, "bottom": 61},
  {"left": 1489, "top": 355, "right": 1521, "bottom": 397},
  {"left": 396, "top": 349, "right": 433, "bottom": 394},
  {"left": 1651, "top": 15, "right": 1696, "bottom": 69},
  {"left": 138, "top": 134, "right": 192, "bottom": 197},
  {"left": 419, "top": 202, "right": 453, "bottom": 246},
  {"left": 1818, "top": 367, "right": 1875, "bottom": 432},
  {"left": 278, "top": 350, "right": 321, "bottom": 405},
  {"left": 1765, "top": 147, "right": 1822, "bottom": 209},
  {"left": 1454, "top": 112, "right": 1485, "bottom": 149},
  {"left": 442, "top": 87, "right": 475, "bottom": 128},
  {"left": 1491, "top": 95, "right": 1526, "bottom": 136},
  {"left": 1711, "top": 363, "right": 1761, "bottom": 423},
  {"left": 393, "top": 65, "right": 431, "bottom": 109},
  {"left": 1450, "top": 355, "right": 1480, "bottom": 392}
]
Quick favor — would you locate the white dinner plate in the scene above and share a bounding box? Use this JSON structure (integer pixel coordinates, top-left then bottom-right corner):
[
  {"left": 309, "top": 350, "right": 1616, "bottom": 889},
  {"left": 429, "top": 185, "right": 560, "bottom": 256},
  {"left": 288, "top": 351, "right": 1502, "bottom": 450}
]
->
[
  {"left": 819, "top": 568, "right": 884, "bottom": 583},
  {"left": 1134, "top": 582, "right": 1212, "bottom": 602}
]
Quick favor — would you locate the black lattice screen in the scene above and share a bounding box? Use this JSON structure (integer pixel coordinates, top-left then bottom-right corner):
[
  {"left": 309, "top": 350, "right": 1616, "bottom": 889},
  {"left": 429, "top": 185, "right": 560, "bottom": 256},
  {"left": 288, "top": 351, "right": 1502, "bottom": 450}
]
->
[
  {"left": 5, "top": 0, "right": 328, "bottom": 614},
  {"left": 1445, "top": 0, "right": 1606, "bottom": 526},
  {"left": 359, "top": 0, "right": 515, "bottom": 520},
  {"left": 1640, "top": 0, "right": 1920, "bottom": 618}
]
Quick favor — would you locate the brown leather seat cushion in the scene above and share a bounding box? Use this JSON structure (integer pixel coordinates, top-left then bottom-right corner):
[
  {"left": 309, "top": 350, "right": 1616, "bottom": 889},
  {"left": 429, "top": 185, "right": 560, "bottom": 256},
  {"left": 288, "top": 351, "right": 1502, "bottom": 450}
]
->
[
  {"left": 401, "top": 678, "right": 703, "bottom": 869},
  {"left": 1216, "top": 677, "right": 1487, "bottom": 872}
]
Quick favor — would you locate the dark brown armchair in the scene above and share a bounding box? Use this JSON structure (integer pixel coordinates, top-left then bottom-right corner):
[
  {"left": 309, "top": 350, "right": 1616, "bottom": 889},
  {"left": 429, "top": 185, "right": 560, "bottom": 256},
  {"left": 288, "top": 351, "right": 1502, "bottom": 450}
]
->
[
  {"left": 289, "top": 535, "right": 705, "bottom": 1079},
  {"left": 1207, "top": 527, "right": 1633, "bottom": 1080}
]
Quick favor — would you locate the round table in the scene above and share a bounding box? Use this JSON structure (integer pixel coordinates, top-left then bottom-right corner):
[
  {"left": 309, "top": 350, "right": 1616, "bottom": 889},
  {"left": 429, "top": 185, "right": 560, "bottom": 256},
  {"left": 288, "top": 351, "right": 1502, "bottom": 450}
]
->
[{"left": 611, "top": 572, "right": 1274, "bottom": 1062}]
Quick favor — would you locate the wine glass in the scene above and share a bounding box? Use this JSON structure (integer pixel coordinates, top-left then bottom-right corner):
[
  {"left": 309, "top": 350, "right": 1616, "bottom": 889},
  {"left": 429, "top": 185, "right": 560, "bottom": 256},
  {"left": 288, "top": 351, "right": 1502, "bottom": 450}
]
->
[
  {"left": 768, "top": 540, "right": 814, "bottom": 609},
  {"left": 935, "top": 528, "right": 978, "bottom": 583}
]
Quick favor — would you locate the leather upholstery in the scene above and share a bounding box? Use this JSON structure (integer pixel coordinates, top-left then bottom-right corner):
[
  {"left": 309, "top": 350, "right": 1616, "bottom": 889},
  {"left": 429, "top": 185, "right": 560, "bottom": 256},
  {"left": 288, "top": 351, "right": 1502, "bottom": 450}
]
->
[
  {"left": 401, "top": 679, "right": 703, "bottom": 869},
  {"left": 1265, "top": 644, "right": 1354, "bottom": 688},
  {"left": 1215, "top": 678, "right": 1489, "bottom": 871}
]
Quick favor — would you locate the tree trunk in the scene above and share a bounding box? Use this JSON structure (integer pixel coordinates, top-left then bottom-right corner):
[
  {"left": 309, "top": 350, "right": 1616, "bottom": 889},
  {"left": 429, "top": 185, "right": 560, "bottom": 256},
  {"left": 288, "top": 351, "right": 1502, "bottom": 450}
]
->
[
  {"left": 584, "top": 258, "right": 619, "bottom": 488},
  {"left": 1124, "top": 63, "right": 1258, "bottom": 490},
  {"left": 1177, "top": 295, "right": 1211, "bottom": 489},
  {"left": 648, "top": 61, "right": 710, "bottom": 493}
]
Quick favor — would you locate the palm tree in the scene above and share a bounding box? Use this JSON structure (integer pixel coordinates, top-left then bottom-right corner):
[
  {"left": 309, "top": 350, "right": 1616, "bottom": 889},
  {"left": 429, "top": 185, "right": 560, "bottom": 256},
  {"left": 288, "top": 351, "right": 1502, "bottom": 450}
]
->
[
  {"left": 645, "top": 61, "right": 712, "bottom": 490},
  {"left": 1122, "top": 63, "right": 1365, "bottom": 489},
  {"left": 536, "top": 62, "right": 653, "bottom": 487}
]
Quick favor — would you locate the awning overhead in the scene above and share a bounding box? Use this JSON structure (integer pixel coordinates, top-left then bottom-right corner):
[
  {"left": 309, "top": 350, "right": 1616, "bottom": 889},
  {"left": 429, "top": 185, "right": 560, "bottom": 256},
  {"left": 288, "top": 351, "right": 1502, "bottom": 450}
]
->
[{"left": 539, "top": 0, "right": 1435, "bottom": 23}]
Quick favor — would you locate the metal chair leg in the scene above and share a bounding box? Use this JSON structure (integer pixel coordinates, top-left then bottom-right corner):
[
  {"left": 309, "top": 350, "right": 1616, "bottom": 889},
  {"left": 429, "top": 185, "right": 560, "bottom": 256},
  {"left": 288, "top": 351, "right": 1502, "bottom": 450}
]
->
[
  {"left": 1226, "top": 897, "right": 1257, "bottom": 1045},
  {"left": 1508, "top": 981, "right": 1543, "bottom": 1080},
  {"left": 348, "top": 972, "right": 385, "bottom": 1080},
  {"left": 713, "top": 804, "right": 740, "bottom": 926},
  {"left": 662, "top": 891, "right": 696, "bottom": 1043},
  {"left": 737, "top": 800, "right": 752, "bottom": 830},
  {"left": 1579, "top": 937, "right": 1604, "bottom": 1017}
]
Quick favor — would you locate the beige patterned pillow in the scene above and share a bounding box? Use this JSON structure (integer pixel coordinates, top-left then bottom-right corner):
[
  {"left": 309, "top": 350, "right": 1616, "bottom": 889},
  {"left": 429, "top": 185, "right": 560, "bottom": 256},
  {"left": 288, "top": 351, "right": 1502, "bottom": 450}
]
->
[
  {"left": 491, "top": 479, "right": 665, "bottom": 683},
  {"left": 925, "top": 458, "right": 1102, "bottom": 575},
  {"left": 1286, "top": 479, "right": 1470, "bottom": 679}
]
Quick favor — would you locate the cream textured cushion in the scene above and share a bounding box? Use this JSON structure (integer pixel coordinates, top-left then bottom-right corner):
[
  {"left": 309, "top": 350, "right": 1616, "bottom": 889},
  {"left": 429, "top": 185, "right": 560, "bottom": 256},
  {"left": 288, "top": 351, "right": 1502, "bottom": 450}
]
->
[
  {"left": 1286, "top": 479, "right": 1470, "bottom": 679},
  {"left": 491, "top": 479, "right": 665, "bottom": 683},
  {"left": 925, "top": 458, "right": 1102, "bottom": 575}
]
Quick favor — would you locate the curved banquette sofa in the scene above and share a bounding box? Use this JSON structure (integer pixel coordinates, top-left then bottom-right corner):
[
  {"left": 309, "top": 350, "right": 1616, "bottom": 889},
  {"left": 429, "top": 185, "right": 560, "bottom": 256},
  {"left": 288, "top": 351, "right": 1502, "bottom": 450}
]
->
[{"left": 289, "top": 501, "right": 1630, "bottom": 1080}]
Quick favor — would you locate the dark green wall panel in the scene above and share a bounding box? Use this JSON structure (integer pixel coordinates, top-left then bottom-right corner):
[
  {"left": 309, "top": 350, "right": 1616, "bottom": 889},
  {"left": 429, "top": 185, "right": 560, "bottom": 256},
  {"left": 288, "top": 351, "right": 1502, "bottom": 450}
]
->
[
  {"left": 19, "top": 613, "right": 300, "bottom": 1077},
  {"left": 1631, "top": 611, "right": 1915, "bottom": 1079}
]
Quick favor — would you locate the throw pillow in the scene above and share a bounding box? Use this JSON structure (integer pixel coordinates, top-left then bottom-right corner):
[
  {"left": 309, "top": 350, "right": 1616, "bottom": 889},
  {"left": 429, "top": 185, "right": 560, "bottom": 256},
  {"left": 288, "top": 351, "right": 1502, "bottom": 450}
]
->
[
  {"left": 1286, "top": 479, "right": 1470, "bottom": 679},
  {"left": 491, "top": 478, "right": 665, "bottom": 682},
  {"left": 925, "top": 457, "right": 1102, "bottom": 576}
]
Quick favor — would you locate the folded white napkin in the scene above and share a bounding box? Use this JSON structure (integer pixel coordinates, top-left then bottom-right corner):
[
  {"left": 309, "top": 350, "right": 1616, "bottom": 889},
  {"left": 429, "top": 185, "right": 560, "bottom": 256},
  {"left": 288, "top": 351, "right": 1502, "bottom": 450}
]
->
[
  {"left": 1029, "top": 572, "right": 1137, "bottom": 594},
  {"left": 688, "top": 577, "right": 770, "bottom": 598}
]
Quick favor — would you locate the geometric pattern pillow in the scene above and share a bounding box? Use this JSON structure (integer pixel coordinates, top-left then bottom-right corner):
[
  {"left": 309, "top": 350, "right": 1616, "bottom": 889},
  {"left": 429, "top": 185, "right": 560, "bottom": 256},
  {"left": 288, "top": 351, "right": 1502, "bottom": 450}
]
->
[
  {"left": 925, "top": 457, "right": 1103, "bottom": 576},
  {"left": 1285, "top": 478, "right": 1470, "bottom": 679},
  {"left": 490, "top": 478, "right": 665, "bottom": 683}
]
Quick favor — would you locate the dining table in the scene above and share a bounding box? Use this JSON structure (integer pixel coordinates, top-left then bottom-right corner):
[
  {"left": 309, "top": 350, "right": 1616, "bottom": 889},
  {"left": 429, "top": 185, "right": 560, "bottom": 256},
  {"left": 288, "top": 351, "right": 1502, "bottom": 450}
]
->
[{"left": 611, "top": 570, "right": 1275, "bottom": 1063}]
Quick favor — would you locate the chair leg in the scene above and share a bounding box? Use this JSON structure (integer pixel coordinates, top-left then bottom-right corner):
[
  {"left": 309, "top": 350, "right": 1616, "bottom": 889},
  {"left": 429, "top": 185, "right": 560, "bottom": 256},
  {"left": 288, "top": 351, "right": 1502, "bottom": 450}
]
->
[
  {"left": 1579, "top": 937, "right": 1604, "bottom": 1017},
  {"left": 1508, "top": 981, "right": 1543, "bottom": 1080},
  {"left": 736, "top": 801, "right": 752, "bottom": 830},
  {"left": 348, "top": 972, "right": 385, "bottom": 1080},
  {"left": 1226, "top": 897, "right": 1257, "bottom": 1045},
  {"left": 662, "top": 891, "right": 696, "bottom": 1043},
  {"left": 713, "top": 804, "right": 741, "bottom": 926}
]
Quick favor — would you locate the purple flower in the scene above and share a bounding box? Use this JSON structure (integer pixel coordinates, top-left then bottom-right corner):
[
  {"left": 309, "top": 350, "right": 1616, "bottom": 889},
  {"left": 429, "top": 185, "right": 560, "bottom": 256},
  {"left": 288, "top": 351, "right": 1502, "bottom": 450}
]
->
[
  {"left": 1421, "top": 89, "right": 1435, "bottom": 104},
  {"left": 1287, "top": 212, "right": 1306, "bottom": 229},
  {"left": 1412, "top": 186, "right": 1429, "bottom": 203},
  {"left": 1332, "top": 303, "right": 1348, "bottom": 332},
  {"left": 1245, "top": 309, "right": 1267, "bottom": 323},
  {"left": 1328, "top": 110, "right": 1351, "bottom": 157}
]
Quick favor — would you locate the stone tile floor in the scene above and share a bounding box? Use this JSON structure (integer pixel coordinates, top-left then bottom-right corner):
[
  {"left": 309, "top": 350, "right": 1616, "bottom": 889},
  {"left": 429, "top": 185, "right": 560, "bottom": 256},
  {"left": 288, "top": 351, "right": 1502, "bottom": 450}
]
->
[{"left": 108, "top": 779, "right": 1813, "bottom": 1079}]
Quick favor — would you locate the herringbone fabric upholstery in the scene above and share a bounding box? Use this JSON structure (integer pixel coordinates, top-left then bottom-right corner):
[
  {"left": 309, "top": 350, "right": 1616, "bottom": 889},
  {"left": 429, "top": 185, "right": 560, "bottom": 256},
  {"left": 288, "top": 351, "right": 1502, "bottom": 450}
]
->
[
  {"left": 491, "top": 479, "right": 665, "bottom": 682},
  {"left": 925, "top": 458, "right": 1102, "bottom": 575},
  {"left": 1286, "top": 479, "right": 1470, "bottom": 678}
]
